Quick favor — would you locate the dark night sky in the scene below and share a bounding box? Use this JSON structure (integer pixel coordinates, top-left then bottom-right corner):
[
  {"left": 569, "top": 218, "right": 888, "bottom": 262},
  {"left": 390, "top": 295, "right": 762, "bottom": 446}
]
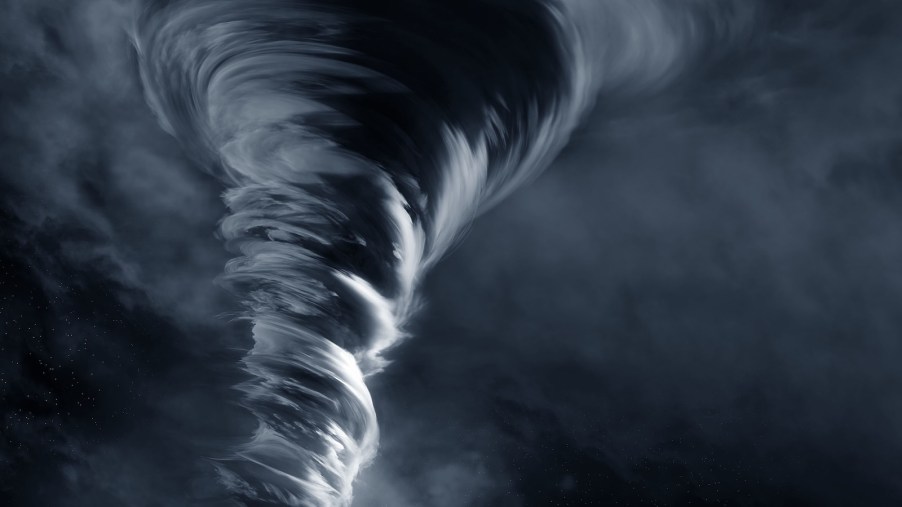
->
[{"left": 3, "top": 0, "right": 902, "bottom": 505}]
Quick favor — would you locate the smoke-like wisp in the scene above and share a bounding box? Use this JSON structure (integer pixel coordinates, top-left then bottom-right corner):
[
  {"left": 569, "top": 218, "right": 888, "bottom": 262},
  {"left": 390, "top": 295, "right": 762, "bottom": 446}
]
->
[{"left": 133, "top": 1, "right": 752, "bottom": 504}]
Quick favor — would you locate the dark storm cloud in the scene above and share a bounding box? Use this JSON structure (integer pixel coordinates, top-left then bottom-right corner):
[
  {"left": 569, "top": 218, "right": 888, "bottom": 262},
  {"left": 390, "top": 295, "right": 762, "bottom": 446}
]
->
[
  {"left": 1, "top": 1, "right": 252, "bottom": 505},
  {"left": 356, "top": 1, "right": 902, "bottom": 506},
  {"left": 0, "top": 0, "right": 230, "bottom": 324}
]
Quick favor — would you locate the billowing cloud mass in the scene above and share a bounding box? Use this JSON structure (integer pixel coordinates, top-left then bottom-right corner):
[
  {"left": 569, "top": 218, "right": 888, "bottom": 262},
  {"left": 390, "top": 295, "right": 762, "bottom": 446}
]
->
[{"left": 2, "top": 1, "right": 902, "bottom": 506}]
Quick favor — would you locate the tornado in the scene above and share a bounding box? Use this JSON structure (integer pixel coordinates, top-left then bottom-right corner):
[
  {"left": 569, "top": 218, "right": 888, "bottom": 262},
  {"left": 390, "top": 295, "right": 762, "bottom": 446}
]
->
[{"left": 133, "top": 0, "right": 749, "bottom": 504}]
